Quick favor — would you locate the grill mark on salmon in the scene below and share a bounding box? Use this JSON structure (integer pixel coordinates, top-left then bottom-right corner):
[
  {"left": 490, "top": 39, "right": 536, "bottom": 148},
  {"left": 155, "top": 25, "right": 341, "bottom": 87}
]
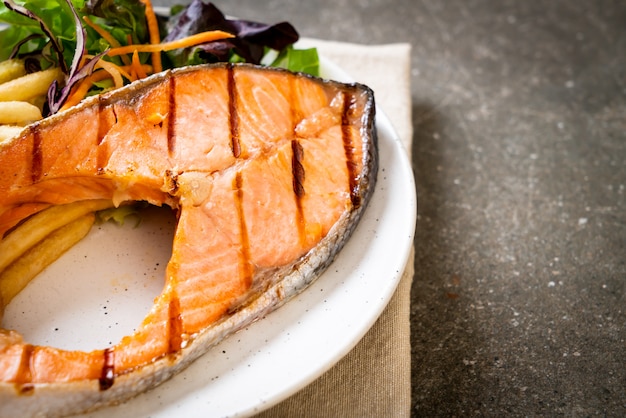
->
[
  {"left": 17, "top": 383, "right": 34, "bottom": 396},
  {"left": 291, "top": 139, "right": 306, "bottom": 245},
  {"left": 99, "top": 348, "right": 115, "bottom": 391},
  {"left": 290, "top": 140, "right": 305, "bottom": 198},
  {"left": 31, "top": 128, "right": 42, "bottom": 183},
  {"left": 96, "top": 97, "right": 109, "bottom": 146},
  {"left": 227, "top": 64, "right": 241, "bottom": 158},
  {"left": 167, "top": 290, "right": 183, "bottom": 355},
  {"left": 0, "top": 63, "right": 377, "bottom": 416},
  {"left": 96, "top": 98, "right": 111, "bottom": 175},
  {"left": 15, "top": 344, "right": 34, "bottom": 390},
  {"left": 289, "top": 76, "right": 306, "bottom": 246},
  {"left": 234, "top": 171, "right": 253, "bottom": 289},
  {"left": 341, "top": 91, "right": 361, "bottom": 208},
  {"left": 167, "top": 74, "right": 177, "bottom": 155}
]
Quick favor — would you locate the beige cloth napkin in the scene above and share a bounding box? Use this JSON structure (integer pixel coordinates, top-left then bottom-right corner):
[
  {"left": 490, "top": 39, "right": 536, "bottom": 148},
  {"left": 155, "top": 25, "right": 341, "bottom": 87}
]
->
[{"left": 256, "top": 40, "right": 414, "bottom": 418}]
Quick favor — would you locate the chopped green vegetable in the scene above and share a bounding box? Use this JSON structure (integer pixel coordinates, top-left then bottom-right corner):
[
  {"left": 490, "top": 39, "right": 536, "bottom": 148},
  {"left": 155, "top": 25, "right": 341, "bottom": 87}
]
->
[{"left": 97, "top": 204, "right": 143, "bottom": 227}]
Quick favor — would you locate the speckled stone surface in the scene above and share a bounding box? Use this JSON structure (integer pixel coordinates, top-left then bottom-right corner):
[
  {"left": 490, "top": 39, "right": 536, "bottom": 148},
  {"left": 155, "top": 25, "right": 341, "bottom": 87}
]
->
[{"left": 156, "top": 1, "right": 626, "bottom": 416}]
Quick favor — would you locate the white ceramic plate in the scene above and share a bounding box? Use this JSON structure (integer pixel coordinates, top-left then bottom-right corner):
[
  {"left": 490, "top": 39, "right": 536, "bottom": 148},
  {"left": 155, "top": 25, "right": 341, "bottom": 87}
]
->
[{"left": 3, "top": 58, "right": 416, "bottom": 417}]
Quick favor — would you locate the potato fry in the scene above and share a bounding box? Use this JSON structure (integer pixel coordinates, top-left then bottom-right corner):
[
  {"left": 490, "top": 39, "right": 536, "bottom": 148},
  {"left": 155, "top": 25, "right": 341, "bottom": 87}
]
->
[
  {"left": 0, "top": 101, "right": 42, "bottom": 125},
  {"left": 0, "top": 125, "right": 24, "bottom": 145},
  {"left": 0, "top": 213, "right": 95, "bottom": 308},
  {"left": 0, "top": 199, "right": 114, "bottom": 273},
  {"left": 0, "top": 59, "right": 26, "bottom": 85},
  {"left": 0, "top": 67, "right": 63, "bottom": 102}
]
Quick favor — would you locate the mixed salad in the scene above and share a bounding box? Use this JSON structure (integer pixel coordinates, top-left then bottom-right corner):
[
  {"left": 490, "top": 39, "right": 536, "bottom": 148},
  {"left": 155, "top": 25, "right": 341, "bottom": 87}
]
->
[{"left": 0, "top": 0, "right": 319, "bottom": 116}]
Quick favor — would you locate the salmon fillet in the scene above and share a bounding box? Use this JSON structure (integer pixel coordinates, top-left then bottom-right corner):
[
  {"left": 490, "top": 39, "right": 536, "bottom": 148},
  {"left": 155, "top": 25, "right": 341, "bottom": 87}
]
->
[{"left": 0, "top": 63, "right": 377, "bottom": 417}]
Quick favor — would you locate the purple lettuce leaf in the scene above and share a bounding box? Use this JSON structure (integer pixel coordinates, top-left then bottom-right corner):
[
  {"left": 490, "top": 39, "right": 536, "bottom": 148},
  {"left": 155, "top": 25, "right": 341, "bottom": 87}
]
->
[
  {"left": 46, "top": 0, "right": 104, "bottom": 115},
  {"left": 45, "top": 50, "right": 104, "bottom": 115},
  {"left": 163, "top": 0, "right": 299, "bottom": 65}
]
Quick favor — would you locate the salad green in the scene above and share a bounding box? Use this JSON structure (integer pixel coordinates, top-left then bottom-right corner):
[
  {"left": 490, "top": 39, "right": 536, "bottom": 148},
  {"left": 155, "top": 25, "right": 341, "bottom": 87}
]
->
[{"left": 0, "top": 0, "right": 319, "bottom": 115}]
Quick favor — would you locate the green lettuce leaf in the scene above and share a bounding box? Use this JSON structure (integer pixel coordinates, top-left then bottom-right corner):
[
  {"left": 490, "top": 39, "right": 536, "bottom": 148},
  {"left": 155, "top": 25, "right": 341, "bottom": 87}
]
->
[
  {"left": 270, "top": 45, "right": 319, "bottom": 76},
  {"left": 0, "top": 0, "right": 79, "bottom": 64}
]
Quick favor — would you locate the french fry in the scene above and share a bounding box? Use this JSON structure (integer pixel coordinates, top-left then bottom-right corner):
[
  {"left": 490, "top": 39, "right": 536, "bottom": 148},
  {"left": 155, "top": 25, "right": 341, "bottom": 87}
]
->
[
  {"left": 0, "top": 67, "right": 63, "bottom": 102},
  {"left": 0, "top": 125, "right": 23, "bottom": 145},
  {"left": 0, "top": 213, "right": 95, "bottom": 309},
  {"left": 0, "top": 101, "right": 42, "bottom": 125},
  {"left": 0, "top": 59, "right": 26, "bottom": 85},
  {"left": 0, "top": 199, "right": 114, "bottom": 273}
]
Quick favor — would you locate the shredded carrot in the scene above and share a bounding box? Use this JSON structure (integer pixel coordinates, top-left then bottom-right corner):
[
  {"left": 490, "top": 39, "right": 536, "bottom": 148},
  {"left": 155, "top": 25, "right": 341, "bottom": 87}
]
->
[
  {"left": 60, "top": 63, "right": 152, "bottom": 111},
  {"left": 130, "top": 50, "right": 148, "bottom": 80},
  {"left": 140, "top": 0, "right": 162, "bottom": 73},
  {"left": 94, "top": 59, "right": 130, "bottom": 88},
  {"left": 82, "top": 16, "right": 131, "bottom": 66},
  {"left": 106, "top": 30, "right": 234, "bottom": 57}
]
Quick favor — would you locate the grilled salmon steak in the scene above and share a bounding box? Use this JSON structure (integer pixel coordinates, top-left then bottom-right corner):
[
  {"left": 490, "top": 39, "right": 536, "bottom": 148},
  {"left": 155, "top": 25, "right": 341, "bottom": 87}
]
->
[{"left": 0, "top": 63, "right": 377, "bottom": 417}]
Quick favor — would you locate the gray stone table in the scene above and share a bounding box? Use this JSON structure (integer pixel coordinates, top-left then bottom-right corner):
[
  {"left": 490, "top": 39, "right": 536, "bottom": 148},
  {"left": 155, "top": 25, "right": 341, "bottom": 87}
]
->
[{"left": 155, "top": 1, "right": 625, "bottom": 416}]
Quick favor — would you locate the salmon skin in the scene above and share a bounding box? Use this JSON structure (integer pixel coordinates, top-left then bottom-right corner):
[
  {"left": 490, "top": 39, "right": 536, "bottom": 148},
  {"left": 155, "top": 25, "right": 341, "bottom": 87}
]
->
[{"left": 0, "top": 62, "right": 377, "bottom": 417}]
